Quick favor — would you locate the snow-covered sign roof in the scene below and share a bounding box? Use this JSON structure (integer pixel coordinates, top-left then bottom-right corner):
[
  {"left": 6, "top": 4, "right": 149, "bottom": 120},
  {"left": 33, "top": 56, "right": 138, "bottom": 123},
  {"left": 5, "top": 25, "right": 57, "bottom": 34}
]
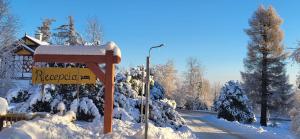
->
[
  {"left": 34, "top": 41, "right": 121, "bottom": 58},
  {"left": 25, "top": 35, "right": 49, "bottom": 45}
]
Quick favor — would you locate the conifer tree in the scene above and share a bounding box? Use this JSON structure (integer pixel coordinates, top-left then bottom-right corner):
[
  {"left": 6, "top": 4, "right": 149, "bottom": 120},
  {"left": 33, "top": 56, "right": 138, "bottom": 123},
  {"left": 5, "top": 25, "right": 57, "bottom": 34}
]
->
[
  {"left": 68, "top": 16, "right": 77, "bottom": 45},
  {"left": 214, "top": 80, "right": 255, "bottom": 124},
  {"left": 37, "top": 18, "right": 55, "bottom": 42},
  {"left": 53, "top": 16, "right": 83, "bottom": 45},
  {"left": 241, "top": 5, "right": 292, "bottom": 126}
]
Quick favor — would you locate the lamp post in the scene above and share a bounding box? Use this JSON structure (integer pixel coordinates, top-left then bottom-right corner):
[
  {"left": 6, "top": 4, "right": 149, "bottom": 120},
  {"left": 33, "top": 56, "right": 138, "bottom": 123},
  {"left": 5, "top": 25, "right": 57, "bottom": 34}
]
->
[
  {"left": 140, "top": 65, "right": 145, "bottom": 123},
  {"left": 144, "top": 44, "right": 164, "bottom": 139}
]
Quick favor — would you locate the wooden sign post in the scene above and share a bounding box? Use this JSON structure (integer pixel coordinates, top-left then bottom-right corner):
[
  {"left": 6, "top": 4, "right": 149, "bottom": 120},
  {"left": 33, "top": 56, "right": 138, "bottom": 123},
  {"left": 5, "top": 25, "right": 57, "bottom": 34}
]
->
[{"left": 32, "top": 42, "right": 121, "bottom": 134}]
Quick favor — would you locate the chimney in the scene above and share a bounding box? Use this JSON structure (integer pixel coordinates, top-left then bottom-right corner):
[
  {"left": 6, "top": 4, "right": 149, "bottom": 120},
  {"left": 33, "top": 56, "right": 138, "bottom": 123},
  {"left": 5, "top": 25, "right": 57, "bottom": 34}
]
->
[{"left": 35, "top": 30, "right": 43, "bottom": 41}]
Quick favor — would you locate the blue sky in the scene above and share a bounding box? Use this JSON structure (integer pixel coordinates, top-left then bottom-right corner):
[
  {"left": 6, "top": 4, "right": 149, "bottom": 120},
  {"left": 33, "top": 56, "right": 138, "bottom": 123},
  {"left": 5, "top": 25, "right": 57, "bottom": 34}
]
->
[{"left": 10, "top": 0, "right": 300, "bottom": 85}]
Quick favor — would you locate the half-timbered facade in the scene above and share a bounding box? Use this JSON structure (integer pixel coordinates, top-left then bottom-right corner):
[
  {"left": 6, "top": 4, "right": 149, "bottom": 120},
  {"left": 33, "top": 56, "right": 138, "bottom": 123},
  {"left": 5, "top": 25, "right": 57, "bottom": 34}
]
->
[{"left": 1, "top": 34, "right": 49, "bottom": 80}]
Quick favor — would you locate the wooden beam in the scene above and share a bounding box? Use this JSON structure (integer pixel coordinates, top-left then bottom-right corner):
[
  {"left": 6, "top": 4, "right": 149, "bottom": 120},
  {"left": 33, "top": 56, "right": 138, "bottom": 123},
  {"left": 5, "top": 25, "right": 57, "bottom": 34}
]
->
[
  {"left": 114, "top": 56, "right": 121, "bottom": 64},
  {"left": 34, "top": 55, "right": 107, "bottom": 63},
  {"left": 86, "top": 63, "right": 105, "bottom": 83},
  {"left": 34, "top": 54, "right": 121, "bottom": 64},
  {"left": 33, "top": 49, "right": 121, "bottom": 134},
  {"left": 103, "top": 51, "right": 115, "bottom": 134}
]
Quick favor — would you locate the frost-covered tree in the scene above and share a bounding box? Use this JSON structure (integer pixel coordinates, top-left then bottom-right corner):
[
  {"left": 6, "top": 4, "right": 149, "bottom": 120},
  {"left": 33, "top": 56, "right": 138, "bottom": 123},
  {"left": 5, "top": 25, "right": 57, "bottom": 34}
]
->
[
  {"left": 288, "top": 42, "right": 300, "bottom": 136},
  {"left": 184, "top": 57, "right": 203, "bottom": 96},
  {"left": 172, "top": 79, "right": 186, "bottom": 108},
  {"left": 214, "top": 80, "right": 255, "bottom": 124},
  {"left": 202, "top": 79, "right": 211, "bottom": 103},
  {"left": 291, "top": 42, "right": 300, "bottom": 89},
  {"left": 85, "top": 17, "right": 103, "bottom": 45},
  {"left": 0, "top": 0, "right": 18, "bottom": 80},
  {"left": 241, "top": 5, "right": 292, "bottom": 126},
  {"left": 37, "top": 18, "right": 55, "bottom": 42},
  {"left": 0, "top": 0, "right": 17, "bottom": 51},
  {"left": 153, "top": 60, "right": 178, "bottom": 98},
  {"left": 211, "top": 82, "right": 221, "bottom": 103},
  {"left": 182, "top": 57, "right": 210, "bottom": 110},
  {"left": 184, "top": 96, "right": 208, "bottom": 110}
]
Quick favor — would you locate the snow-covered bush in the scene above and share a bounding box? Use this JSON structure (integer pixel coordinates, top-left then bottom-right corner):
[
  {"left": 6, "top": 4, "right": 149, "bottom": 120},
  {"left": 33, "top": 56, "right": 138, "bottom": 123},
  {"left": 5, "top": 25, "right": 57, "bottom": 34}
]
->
[
  {"left": 114, "top": 107, "right": 135, "bottom": 121},
  {"left": 6, "top": 88, "right": 30, "bottom": 103},
  {"left": 214, "top": 80, "right": 255, "bottom": 124},
  {"left": 76, "top": 97, "right": 100, "bottom": 122},
  {"left": 57, "top": 102, "right": 66, "bottom": 115},
  {"left": 150, "top": 81, "right": 165, "bottom": 100},
  {"left": 161, "top": 98, "right": 176, "bottom": 109},
  {"left": 62, "top": 111, "right": 76, "bottom": 122},
  {"left": 184, "top": 96, "right": 208, "bottom": 110},
  {"left": 150, "top": 99, "right": 185, "bottom": 129},
  {"left": 6, "top": 66, "right": 185, "bottom": 129},
  {"left": 113, "top": 67, "right": 184, "bottom": 129},
  {"left": 0, "top": 97, "right": 8, "bottom": 115},
  {"left": 30, "top": 85, "right": 56, "bottom": 112}
]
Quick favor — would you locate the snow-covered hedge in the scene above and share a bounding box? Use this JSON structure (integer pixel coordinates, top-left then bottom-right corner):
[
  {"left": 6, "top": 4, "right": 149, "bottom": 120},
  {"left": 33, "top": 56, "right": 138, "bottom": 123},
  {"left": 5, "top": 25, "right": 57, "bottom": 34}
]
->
[
  {"left": 113, "top": 67, "right": 185, "bottom": 129},
  {"left": 184, "top": 96, "right": 208, "bottom": 110},
  {"left": 6, "top": 66, "right": 185, "bottom": 129},
  {"left": 214, "top": 80, "right": 255, "bottom": 124}
]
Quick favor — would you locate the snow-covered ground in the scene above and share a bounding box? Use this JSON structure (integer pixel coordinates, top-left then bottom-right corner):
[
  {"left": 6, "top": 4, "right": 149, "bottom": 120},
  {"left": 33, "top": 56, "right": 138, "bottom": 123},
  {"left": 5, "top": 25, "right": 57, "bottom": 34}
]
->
[
  {"left": 0, "top": 112, "right": 194, "bottom": 139},
  {"left": 180, "top": 110, "right": 296, "bottom": 139},
  {"left": 0, "top": 79, "right": 31, "bottom": 97},
  {"left": 0, "top": 67, "right": 196, "bottom": 139},
  {"left": 3, "top": 72, "right": 296, "bottom": 138}
]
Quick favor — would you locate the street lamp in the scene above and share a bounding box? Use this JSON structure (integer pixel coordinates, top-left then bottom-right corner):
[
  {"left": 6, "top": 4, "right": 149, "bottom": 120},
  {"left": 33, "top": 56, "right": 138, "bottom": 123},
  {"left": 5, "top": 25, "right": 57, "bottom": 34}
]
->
[
  {"left": 140, "top": 65, "right": 145, "bottom": 123},
  {"left": 144, "top": 44, "right": 164, "bottom": 139}
]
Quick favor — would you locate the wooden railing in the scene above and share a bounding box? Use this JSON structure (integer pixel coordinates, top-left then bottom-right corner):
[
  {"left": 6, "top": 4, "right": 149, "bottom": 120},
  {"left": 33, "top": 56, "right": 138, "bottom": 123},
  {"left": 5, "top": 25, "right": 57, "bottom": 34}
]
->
[{"left": 0, "top": 113, "right": 47, "bottom": 131}]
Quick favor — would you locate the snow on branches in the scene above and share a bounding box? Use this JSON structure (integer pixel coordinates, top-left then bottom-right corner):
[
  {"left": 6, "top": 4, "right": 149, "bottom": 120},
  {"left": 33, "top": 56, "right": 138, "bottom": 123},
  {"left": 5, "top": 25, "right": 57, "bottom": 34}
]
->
[
  {"left": 214, "top": 80, "right": 255, "bottom": 124},
  {"left": 5, "top": 66, "right": 185, "bottom": 129}
]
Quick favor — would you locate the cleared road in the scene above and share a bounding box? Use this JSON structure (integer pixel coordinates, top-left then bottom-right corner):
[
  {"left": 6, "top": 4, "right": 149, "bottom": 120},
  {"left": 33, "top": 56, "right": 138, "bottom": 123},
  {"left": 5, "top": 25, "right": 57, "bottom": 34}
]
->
[{"left": 179, "top": 110, "right": 245, "bottom": 139}]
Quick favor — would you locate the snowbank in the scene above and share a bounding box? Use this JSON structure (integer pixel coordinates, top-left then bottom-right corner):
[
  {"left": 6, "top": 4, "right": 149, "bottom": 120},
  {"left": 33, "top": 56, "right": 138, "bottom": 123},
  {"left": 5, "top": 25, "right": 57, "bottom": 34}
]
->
[
  {"left": 0, "top": 97, "right": 8, "bottom": 115},
  {"left": 200, "top": 114, "right": 296, "bottom": 139},
  {"left": 0, "top": 112, "right": 194, "bottom": 139}
]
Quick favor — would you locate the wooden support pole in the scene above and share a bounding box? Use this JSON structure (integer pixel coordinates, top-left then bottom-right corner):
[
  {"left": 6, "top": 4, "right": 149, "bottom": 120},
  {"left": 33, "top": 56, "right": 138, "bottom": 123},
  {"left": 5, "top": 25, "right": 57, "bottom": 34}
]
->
[
  {"left": 103, "top": 51, "right": 115, "bottom": 134},
  {"left": 86, "top": 63, "right": 106, "bottom": 82},
  {"left": 33, "top": 46, "right": 121, "bottom": 134}
]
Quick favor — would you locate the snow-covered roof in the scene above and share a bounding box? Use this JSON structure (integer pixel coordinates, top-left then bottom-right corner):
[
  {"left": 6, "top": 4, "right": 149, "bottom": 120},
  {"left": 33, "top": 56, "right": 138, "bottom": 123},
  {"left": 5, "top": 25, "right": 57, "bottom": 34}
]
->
[
  {"left": 20, "top": 43, "right": 35, "bottom": 53},
  {"left": 25, "top": 35, "right": 49, "bottom": 45},
  {"left": 34, "top": 41, "right": 121, "bottom": 58}
]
